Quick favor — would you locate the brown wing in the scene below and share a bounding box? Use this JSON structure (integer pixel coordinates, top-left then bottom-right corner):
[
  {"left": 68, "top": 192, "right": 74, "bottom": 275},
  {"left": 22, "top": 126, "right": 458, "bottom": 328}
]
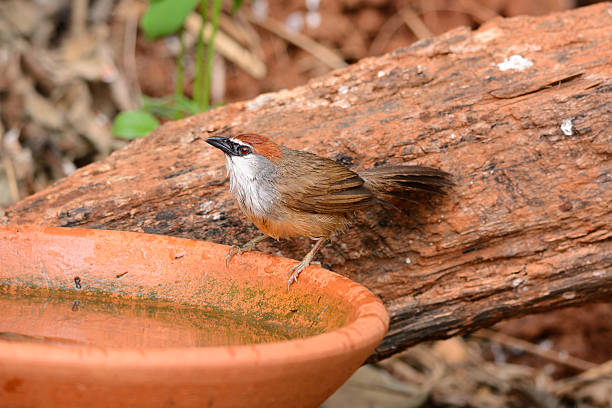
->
[{"left": 275, "top": 147, "right": 375, "bottom": 214}]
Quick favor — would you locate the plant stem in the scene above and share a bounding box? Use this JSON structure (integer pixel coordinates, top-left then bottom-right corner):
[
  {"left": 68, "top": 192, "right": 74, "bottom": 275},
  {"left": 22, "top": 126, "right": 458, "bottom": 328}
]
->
[
  {"left": 203, "top": 0, "right": 222, "bottom": 111},
  {"left": 194, "top": 0, "right": 207, "bottom": 108},
  {"left": 174, "top": 27, "right": 186, "bottom": 119}
]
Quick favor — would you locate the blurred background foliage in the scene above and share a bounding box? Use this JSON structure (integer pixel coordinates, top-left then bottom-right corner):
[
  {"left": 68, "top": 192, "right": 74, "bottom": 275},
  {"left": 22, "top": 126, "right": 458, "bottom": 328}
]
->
[{"left": 113, "top": 0, "right": 241, "bottom": 139}]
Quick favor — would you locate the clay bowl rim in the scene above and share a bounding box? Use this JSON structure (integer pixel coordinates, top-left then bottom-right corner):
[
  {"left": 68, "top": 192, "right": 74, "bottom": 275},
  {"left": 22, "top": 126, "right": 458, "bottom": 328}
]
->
[{"left": 0, "top": 225, "right": 389, "bottom": 369}]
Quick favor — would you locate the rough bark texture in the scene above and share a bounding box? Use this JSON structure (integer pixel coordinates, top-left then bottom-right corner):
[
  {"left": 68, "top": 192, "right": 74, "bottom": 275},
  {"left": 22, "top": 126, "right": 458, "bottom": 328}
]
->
[{"left": 3, "top": 4, "right": 611, "bottom": 361}]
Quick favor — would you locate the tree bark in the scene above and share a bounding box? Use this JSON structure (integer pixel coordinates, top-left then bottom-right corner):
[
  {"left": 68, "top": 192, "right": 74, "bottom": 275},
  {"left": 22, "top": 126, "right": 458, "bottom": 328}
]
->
[{"left": 3, "top": 4, "right": 611, "bottom": 362}]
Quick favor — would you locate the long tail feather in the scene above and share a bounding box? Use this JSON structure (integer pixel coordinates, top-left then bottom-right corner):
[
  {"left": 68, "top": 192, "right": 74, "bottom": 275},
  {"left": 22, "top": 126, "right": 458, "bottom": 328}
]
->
[{"left": 359, "top": 165, "right": 454, "bottom": 200}]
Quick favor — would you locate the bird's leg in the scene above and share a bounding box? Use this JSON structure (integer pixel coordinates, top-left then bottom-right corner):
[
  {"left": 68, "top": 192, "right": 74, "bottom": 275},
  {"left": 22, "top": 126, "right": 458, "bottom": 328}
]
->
[
  {"left": 226, "top": 235, "right": 269, "bottom": 267},
  {"left": 287, "top": 237, "right": 326, "bottom": 290}
]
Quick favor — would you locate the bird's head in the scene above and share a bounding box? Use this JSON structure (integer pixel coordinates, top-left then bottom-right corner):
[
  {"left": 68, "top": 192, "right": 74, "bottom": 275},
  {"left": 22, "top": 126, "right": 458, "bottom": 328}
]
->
[
  {"left": 205, "top": 134, "right": 281, "bottom": 162},
  {"left": 206, "top": 133, "right": 281, "bottom": 187}
]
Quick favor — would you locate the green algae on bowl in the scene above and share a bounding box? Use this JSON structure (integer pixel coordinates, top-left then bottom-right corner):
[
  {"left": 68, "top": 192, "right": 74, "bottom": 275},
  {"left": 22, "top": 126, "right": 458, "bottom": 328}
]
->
[{"left": 0, "top": 287, "right": 330, "bottom": 348}]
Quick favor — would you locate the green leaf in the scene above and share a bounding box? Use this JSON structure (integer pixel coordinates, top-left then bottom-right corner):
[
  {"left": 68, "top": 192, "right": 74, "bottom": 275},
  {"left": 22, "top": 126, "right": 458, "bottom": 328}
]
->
[
  {"left": 232, "top": 0, "right": 244, "bottom": 13},
  {"left": 174, "top": 96, "right": 202, "bottom": 115},
  {"left": 140, "top": 0, "right": 200, "bottom": 40},
  {"left": 141, "top": 95, "right": 201, "bottom": 119},
  {"left": 112, "top": 111, "right": 160, "bottom": 139}
]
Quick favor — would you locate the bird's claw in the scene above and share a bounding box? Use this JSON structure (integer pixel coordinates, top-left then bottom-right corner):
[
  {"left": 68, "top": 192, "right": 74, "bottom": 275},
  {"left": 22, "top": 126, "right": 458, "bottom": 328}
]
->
[
  {"left": 225, "top": 245, "right": 242, "bottom": 268},
  {"left": 225, "top": 236, "right": 268, "bottom": 268},
  {"left": 286, "top": 261, "right": 307, "bottom": 291}
]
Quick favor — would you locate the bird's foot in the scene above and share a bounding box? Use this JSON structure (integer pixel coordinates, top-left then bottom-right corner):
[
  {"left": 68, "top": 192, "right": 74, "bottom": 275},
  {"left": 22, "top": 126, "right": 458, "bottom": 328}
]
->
[
  {"left": 286, "top": 259, "right": 311, "bottom": 291},
  {"left": 286, "top": 237, "right": 327, "bottom": 291},
  {"left": 225, "top": 235, "right": 268, "bottom": 268},
  {"left": 225, "top": 245, "right": 242, "bottom": 267}
]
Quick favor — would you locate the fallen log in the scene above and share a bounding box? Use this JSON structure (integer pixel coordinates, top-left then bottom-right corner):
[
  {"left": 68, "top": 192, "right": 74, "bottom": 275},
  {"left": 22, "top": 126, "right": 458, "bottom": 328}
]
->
[{"left": 3, "top": 3, "right": 611, "bottom": 362}]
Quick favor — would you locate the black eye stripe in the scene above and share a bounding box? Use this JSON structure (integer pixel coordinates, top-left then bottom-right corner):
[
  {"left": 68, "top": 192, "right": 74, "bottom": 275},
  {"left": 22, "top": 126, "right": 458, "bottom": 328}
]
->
[{"left": 231, "top": 143, "right": 252, "bottom": 156}]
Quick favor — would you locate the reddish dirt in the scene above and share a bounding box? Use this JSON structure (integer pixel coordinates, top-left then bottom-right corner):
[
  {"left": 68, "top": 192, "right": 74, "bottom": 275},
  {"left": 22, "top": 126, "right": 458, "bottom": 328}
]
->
[{"left": 496, "top": 303, "right": 612, "bottom": 377}]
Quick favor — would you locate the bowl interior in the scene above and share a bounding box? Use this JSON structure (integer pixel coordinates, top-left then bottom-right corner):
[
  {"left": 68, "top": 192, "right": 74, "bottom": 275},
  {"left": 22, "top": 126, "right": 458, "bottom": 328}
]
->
[{"left": 0, "top": 226, "right": 366, "bottom": 348}]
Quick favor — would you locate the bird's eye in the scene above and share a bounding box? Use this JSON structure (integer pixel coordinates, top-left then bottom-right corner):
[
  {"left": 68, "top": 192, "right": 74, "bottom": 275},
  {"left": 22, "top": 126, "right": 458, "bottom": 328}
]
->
[{"left": 239, "top": 146, "right": 251, "bottom": 156}]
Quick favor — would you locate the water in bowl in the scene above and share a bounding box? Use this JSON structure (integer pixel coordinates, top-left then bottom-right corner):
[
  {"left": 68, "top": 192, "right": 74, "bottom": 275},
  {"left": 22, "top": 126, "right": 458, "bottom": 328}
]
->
[{"left": 0, "top": 288, "right": 325, "bottom": 348}]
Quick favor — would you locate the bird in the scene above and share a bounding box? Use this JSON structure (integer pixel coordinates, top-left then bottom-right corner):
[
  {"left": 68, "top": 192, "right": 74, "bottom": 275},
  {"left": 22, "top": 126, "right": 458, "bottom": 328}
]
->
[{"left": 205, "top": 133, "right": 453, "bottom": 290}]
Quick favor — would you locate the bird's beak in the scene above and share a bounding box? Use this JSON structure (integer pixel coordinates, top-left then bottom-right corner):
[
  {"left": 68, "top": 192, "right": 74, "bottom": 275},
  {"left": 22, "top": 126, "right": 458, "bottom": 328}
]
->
[{"left": 205, "top": 136, "right": 233, "bottom": 155}]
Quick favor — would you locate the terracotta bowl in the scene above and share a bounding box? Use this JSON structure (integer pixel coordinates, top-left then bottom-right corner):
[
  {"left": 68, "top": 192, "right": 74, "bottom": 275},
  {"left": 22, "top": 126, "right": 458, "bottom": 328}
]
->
[{"left": 0, "top": 225, "right": 388, "bottom": 408}]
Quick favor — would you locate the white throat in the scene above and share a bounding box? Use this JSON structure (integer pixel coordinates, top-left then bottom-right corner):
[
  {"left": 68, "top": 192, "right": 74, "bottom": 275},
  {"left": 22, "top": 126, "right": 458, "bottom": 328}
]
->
[{"left": 225, "top": 154, "right": 277, "bottom": 216}]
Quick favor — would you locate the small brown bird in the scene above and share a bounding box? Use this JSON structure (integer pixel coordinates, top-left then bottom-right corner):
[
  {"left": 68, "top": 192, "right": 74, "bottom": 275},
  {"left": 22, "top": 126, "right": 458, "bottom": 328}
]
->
[{"left": 206, "top": 133, "right": 452, "bottom": 289}]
